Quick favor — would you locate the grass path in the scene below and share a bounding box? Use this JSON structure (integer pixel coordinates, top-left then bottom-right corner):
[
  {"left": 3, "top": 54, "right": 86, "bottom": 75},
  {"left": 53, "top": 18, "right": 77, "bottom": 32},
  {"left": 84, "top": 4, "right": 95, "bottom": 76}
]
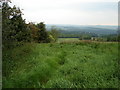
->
[{"left": 3, "top": 42, "right": 119, "bottom": 88}]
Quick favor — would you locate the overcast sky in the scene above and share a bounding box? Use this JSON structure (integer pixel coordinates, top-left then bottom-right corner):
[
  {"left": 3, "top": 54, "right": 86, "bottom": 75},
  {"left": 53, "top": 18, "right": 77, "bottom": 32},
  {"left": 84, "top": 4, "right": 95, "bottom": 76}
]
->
[{"left": 10, "top": 0, "right": 118, "bottom": 25}]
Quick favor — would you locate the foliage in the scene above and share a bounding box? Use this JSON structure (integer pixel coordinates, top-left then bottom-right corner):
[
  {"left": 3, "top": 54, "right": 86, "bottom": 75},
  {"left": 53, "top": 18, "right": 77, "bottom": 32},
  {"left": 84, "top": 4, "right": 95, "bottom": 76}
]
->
[
  {"left": 101, "top": 34, "right": 118, "bottom": 42},
  {"left": 2, "top": 1, "right": 119, "bottom": 88},
  {"left": 27, "top": 23, "right": 39, "bottom": 42},
  {"left": 2, "top": 2, "right": 31, "bottom": 48},
  {"left": 3, "top": 42, "right": 119, "bottom": 88},
  {"left": 36, "top": 22, "right": 50, "bottom": 43},
  {"left": 48, "top": 35, "right": 55, "bottom": 42},
  {"left": 49, "top": 26, "right": 59, "bottom": 42},
  {"left": 2, "top": 1, "right": 56, "bottom": 49}
]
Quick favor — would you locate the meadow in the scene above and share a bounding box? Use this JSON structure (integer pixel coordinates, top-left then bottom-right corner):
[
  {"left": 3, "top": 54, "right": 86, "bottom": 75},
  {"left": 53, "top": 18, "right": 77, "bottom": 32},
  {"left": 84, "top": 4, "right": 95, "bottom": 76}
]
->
[
  {"left": 2, "top": 39, "right": 119, "bottom": 88},
  {"left": 57, "top": 38, "right": 79, "bottom": 43}
]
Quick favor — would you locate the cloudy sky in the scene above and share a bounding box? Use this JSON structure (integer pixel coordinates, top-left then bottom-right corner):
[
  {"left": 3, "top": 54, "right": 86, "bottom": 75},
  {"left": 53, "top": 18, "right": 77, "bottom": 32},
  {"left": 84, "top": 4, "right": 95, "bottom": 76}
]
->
[{"left": 10, "top": 0, "right": 118, "bottom": 25}]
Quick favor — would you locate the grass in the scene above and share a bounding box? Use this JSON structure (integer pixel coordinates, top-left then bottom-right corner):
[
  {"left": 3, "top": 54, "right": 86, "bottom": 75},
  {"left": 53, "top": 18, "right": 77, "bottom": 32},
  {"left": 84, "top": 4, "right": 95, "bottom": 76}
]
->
[
  {"left": 57, "top": 38, "right": 79, "bottom": 43},
  {"left": 2, "top": 41, "right": 119, "bottom": 88}
]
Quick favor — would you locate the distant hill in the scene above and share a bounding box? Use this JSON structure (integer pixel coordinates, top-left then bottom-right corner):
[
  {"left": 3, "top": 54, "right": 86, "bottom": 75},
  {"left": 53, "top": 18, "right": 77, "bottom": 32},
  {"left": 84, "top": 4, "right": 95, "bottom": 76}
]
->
[{"left": 46, "top": 24, "right": 118, "bottom": 36}]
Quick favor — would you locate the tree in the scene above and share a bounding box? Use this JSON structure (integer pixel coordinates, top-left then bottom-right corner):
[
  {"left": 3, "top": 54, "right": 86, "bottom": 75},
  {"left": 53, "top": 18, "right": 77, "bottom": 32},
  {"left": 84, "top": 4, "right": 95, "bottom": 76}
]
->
[
  {"left": 49, "top": 26, "right": 59, "bottom": 42},
  {"left": 2, "top": 2, "right": 13, "bottom": 47},
  {"left": 27, "top": 22, "right": 39, "bottom": 42},
  {"left": 2, "top": 0, "right": 53, "bottom": 46},
  {"left": 10, "top": 14, "right": 27, "bottom": 42},
  {"left": 37, "top": 22, "right": 50, "bottom": 43},
  {"left": 2, "top": 1, "right": 30, "bottom": 48}
]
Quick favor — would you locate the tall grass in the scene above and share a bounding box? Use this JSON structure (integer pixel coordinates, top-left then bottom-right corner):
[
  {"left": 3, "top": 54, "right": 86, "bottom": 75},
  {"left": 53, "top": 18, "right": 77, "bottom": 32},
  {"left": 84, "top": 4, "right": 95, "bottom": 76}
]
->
[{"left": 3, "top": 41, "right": 119, "bottom": 88}]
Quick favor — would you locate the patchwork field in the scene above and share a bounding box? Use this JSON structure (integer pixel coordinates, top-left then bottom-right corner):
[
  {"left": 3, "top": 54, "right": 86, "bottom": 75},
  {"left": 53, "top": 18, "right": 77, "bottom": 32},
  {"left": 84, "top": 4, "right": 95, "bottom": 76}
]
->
[{"left": 3, "top": 41, "right": 119, "bottom": 88}]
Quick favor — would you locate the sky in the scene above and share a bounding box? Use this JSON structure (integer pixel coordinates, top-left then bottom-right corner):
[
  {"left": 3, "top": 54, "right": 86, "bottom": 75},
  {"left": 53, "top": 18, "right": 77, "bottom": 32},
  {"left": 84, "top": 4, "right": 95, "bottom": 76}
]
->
[{"left": 10, "top": 0, "right": 118, "bottom": 25}]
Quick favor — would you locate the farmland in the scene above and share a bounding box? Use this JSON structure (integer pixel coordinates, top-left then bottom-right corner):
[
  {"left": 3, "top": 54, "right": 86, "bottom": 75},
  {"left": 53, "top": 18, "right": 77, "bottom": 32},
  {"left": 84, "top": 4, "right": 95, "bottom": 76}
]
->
[
  {"left": 57, "top": 38, "right": 79, "bottom": 43},
  {"left": 3, "top": 40, "right": 119, "bottom": 88}
]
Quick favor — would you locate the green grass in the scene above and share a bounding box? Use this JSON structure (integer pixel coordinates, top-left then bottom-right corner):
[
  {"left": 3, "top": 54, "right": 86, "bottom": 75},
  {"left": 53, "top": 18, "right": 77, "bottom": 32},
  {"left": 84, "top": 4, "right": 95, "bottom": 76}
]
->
[
  {"left": 3, "top": 41, "right": 119, "bottom": 88},
  {"left": 57, "top": 38, "right": 79, "bottom": 43}
]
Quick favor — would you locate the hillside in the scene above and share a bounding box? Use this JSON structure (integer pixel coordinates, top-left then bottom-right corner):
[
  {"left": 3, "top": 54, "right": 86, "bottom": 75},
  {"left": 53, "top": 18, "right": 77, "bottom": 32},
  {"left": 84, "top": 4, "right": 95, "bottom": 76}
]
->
[{"left": 46, "top": 25, "right": 118, "bottom": 36}]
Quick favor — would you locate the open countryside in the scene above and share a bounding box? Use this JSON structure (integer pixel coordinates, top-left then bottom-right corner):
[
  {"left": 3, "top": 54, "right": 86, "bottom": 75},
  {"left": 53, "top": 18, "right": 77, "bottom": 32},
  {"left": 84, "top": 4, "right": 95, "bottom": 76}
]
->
[{"left": 2, "top": 0, "right": 119, "bottom": 88}]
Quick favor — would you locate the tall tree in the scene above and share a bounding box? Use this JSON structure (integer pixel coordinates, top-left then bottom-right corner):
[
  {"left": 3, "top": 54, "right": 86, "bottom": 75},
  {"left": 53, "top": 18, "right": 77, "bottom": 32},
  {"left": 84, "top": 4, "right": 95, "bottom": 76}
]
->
[
  {"left": 2, "top": 1, "right": 30, "bottom": 48},
  {"left": 37, "top": 22, "right": 49, "bottom": 43},
  {"left": 2, "top": 2, "right": 13, "bottom": 47},
  {"left": 27, "top": 22, "right": 39, "bottom": 42}
]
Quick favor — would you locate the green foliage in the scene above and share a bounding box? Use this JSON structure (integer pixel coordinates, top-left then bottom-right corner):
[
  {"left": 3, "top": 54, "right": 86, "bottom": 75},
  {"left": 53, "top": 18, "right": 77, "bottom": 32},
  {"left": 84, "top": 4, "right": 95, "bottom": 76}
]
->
[
  {"left": 102, "top": 34, "right": 118, "bottom": 42},
  {"left": 2, "top": 2, "right": 54, "bottom": 49},
  {"left": 27, "top": 23, "right": 39, "bottom": 42},
  {"left": 3, "top": 42, "right": 119, "bottom": 88},
  {"left": 2, "top": 1, "right": 119, "bottom": 88},
  {"left": 48, "top": 35, "right": 55, "bottom": 42},
  {"left": 49, "top": 26, "right": 59, "bottom": 42},
  {"left": 107, "top": 36, "right": 118, "bottom": 42},
  {"left": 2, "top": 2, "right": 13, "bottom": 47},
  {"left": 37, "top": 22, "right": 50, "bottom": 43},
  {"left": 2, "top": 2, "right": 31, "bottom": 48},
  {"left": 79, "top": 34, "right": 91, "bottom": 40}
]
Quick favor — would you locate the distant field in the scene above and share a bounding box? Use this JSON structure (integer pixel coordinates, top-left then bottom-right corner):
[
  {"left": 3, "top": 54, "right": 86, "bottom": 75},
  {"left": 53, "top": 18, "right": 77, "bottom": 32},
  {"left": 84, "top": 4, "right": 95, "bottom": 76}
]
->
[
  {"left": 57, "top": 38, "right": 117, "bottom": 44},
  {"left": 3, "top": 41, "right": 119, "bottom": 88},
  {"left": 57, "top": 38, "right": 79, "bottom": 43}
]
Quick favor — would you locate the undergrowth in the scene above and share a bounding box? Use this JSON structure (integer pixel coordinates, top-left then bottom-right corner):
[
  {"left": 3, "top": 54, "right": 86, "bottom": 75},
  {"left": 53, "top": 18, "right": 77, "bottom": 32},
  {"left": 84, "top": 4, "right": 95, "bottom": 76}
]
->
[{"left": 2, "top": 41, "right": 119, "bottom": 88}]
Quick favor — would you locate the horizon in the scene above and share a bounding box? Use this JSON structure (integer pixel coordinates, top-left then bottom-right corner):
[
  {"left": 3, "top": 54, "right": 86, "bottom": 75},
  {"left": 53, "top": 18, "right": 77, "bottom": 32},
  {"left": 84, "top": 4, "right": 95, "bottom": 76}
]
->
[{"left": 46, "top": 24, "right": 118, "bottom": 26}]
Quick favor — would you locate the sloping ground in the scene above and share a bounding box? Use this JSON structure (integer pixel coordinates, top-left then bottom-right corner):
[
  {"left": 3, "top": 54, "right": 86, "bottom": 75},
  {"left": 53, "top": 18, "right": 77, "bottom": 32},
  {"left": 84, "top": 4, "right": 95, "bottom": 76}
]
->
[{"left": 2, "top": 42, "right": 119, "bottom": 88}]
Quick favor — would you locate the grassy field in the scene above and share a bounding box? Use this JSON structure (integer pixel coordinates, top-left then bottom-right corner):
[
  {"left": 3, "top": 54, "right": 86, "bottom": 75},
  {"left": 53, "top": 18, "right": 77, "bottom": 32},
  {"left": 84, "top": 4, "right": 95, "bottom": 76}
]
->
[
  {"left": 57, "top": 38, "right": 79, "bottom": 43},
  {"left": 3, "top": 41, "right": 119, "bottom": 88}
]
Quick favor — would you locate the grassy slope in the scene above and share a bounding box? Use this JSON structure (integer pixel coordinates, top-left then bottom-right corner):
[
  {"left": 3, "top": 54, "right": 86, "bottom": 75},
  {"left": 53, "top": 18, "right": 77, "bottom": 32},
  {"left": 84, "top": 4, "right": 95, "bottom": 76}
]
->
[{"left": 3, "top": 41, "right": 119, "bottom": 88}]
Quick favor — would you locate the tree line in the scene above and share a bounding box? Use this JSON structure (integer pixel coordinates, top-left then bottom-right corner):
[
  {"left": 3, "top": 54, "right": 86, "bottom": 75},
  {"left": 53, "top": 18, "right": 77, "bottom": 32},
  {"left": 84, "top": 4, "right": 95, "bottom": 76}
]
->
[{"left": 2, "top": 1, "right": 59, "bottom": 49}]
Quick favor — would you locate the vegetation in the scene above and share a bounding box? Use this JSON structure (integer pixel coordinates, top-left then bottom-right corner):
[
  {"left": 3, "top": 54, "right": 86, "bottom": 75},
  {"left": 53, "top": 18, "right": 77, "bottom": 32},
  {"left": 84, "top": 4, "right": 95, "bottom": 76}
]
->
[
  {"left": 2, "top": 1, "right": 58, "bottom": 49},
  {"left": 58, "top": 30, "right": 118, "bottom": 42},
  {"left": 3, "top": 41, "right": 119, "bottom": 88},
  {"left": 48, "top": 26, "right": 59, "bottom": 42},
  {"left": 2, "top": 0, "right": 119, "bottom": 88},
  {"left": 102, "top": 34, "right": 118, "bottom": 42}
]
